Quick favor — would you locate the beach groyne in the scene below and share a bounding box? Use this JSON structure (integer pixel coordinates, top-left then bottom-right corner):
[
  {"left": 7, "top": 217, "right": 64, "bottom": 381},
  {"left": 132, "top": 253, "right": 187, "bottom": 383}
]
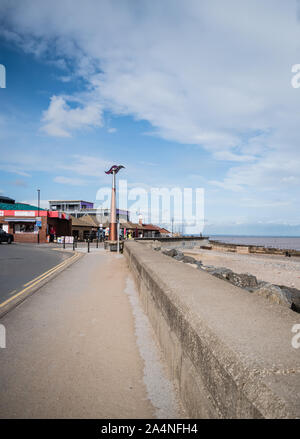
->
[
  {"left": 124, "top": 241, "right": 300, "bottom": 419},
  {"left": 209, "top": 240, "right": 300, "bottom": 256},
  {"left": 136, "top": 236, "right": 300, "bottom": 256}
]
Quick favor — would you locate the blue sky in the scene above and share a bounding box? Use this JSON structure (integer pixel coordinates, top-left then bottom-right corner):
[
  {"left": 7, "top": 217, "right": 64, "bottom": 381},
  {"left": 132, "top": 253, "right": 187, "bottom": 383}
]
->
[{"left": 1, "top": 0, "right": 300, "bottom": 235}]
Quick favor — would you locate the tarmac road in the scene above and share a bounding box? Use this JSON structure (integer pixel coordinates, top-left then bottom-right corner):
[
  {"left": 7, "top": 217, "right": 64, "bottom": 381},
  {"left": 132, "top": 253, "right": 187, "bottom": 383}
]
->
[{"left": 0, "top": 243, "right": 72, "bottom": 304}]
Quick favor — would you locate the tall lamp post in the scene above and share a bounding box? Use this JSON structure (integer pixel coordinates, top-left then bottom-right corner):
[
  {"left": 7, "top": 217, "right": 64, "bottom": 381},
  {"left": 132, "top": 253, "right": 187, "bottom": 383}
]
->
[
  {"left": 105, "top": 165, "right": 124, "bottom": 241},
  {"left": 37, "top": 188, "right": 40, "bottom": 244}
]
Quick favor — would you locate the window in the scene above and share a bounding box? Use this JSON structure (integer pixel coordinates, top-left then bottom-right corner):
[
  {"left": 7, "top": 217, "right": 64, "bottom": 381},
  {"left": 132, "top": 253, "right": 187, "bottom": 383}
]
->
[{"left": 14, "top": 222, "right": 36, "bottom": 233}]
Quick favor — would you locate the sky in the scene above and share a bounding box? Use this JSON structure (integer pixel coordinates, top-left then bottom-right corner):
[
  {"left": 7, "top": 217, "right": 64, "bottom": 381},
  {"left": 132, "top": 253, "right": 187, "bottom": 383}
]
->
[{"left": 1, "top": 0, "right": 300, "bottom": 235}]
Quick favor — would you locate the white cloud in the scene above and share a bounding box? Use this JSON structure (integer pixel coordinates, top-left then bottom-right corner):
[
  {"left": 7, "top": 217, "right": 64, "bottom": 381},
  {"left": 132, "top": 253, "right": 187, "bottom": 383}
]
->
[
  {"left": 58, "top": 155, "right": 111, "bottom": 177},
  {"left": 1, "top": 0, "right": 300, "bottom": 215},
  {"left": 212, "top": 151, "right": 257, "bottom": 162},
  {"left": 0, "top": 164, "right": 31, "bottom": 177},
  {"left": 2, "top": 0, "right": 298, "bottom": 149},
  {"left": 53, "top": 176, "right": 88, "bottom": 186},
  {"left": 0, "top": 151, "right": 111, "bottom": 182},
  {"left": 107, "top": 127, "right": 117, "bottom": 133},
  {"left": 41, "top": 95, "right": 103, "bottom": 137}
]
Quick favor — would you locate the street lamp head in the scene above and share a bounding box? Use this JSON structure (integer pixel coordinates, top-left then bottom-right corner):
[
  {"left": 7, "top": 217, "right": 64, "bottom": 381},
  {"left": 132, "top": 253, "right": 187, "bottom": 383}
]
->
[{"left": 105, "top": 165, "right": 125, "bottom": 175}]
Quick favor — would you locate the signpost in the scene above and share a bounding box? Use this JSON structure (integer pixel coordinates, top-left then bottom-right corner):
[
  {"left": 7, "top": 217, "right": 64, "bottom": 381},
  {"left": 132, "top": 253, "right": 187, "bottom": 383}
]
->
[
  {"left": 117, "top": 221, "right": 120, "bottom": 253},
  {"left": 37, "top": 188, "right": 40, "bottom": 244}
]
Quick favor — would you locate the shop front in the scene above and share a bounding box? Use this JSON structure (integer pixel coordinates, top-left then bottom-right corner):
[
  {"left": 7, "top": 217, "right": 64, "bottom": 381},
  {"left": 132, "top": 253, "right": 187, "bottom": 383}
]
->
[{"left": 0, "top": 203, "right": 72, "bottom": 243}]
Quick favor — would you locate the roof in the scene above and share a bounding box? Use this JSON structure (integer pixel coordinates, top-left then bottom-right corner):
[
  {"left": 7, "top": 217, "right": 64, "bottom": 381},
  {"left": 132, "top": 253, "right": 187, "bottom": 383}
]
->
[
  {"left": 83, "top": 214, "right": 100, "bottom": 227},
  {"left": 49, "top": 200, "right": 93, "bottom": 204},
  {"left": 159, "top": 228, "right": 171, "bottom": 234},
  {"left": 141, "top": 223, "right": 170, "bottom": 233},
  {"left": 141, "top": 223, "right": 161, "bottom": 231},
  {"left": 119, "top": 218, "right": 143, "bottom": 229},
  {"left": 0, "top": 196, "right": 15, "bottom": 204},
  {"left": 0, "top": 202, "right": 46, "bottom": 211},
  {"left": 119, "top": 221, "right": 143, "bottom": 229},
  {"left": 70, "top": 216, "right": 97, "bottom": 227}
]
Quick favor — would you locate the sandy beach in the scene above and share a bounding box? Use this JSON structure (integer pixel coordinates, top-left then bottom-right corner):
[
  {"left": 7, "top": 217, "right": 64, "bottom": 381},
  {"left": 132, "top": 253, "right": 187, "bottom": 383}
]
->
[{"left": 184, "top": 249, "right": 300, "bottom": 289}]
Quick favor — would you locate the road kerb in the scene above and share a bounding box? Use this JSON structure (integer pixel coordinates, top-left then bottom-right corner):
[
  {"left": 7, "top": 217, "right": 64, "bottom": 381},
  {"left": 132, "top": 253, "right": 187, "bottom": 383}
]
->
[{"left": 0, "top": 252, "right": 84, "bottom": 319}]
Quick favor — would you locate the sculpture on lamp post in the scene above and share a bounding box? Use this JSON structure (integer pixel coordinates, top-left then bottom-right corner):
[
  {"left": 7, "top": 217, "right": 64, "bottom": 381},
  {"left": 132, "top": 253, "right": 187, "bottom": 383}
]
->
[{"left": 105, "top": 165, "right": 125, "bottom": 241}]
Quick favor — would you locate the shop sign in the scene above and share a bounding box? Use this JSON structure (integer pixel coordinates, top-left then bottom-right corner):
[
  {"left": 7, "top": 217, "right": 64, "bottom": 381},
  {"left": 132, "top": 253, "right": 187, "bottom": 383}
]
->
[{"left": 14, "top": 211, "right": 35, "bottom": 217}]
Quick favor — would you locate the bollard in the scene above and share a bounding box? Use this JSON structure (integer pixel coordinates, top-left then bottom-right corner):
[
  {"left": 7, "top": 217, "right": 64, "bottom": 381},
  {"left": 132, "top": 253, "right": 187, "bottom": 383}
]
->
[
  {"left": 73, "top": 240, "right": 75, "bottom": 251},
  {"left": 87, "top": 239, "right": 90, "bottom": 253},
  {"left": 96, "top": 239, "right": 98, "bottom": 249},
  {"left": 63, "top": 236, "right": 65, "bottom": 249}
]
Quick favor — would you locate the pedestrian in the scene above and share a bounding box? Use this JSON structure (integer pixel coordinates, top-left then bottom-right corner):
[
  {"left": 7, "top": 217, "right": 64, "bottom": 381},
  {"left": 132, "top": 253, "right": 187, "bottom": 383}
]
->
[{"left": 49, "top": 226, "right": 55, "bottom": 242}]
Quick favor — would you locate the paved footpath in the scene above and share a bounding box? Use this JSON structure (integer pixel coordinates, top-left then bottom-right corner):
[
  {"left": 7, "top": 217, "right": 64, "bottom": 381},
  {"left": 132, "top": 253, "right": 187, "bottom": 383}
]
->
[{"left": 0, "top": 249, "right": 183, "bottom": 418}]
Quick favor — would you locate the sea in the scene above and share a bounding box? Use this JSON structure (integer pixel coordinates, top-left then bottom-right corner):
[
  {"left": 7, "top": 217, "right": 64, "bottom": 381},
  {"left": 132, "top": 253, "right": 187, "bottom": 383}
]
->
[{"left": 208, "top": 236, "right": 300, "bottom": 251}]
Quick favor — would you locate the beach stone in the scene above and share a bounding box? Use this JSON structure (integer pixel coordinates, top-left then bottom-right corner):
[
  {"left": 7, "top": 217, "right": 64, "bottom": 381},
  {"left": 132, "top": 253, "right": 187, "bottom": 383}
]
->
[
  {"left": 174, "top": 255, "right": 184, "bottom": 261},
  {"left": 253, "top": 283, "right": 293, "bottom": 308},
  {"left": 277, "top": 286, "right": 300, "bottom": 313},
  {"left": 201, "top": 265, "right": 216, "bottom": 271},
  {"left": 153, "top": 245, "right": 161, "bottom": 251},
  {"left": 162, "top": 248, "right": 178, "bottom": 257},
  {"left": 210, "top": 267, "right": 233, "bottom": 280},
  {"left": 257, "top": 281, "right": 268, "bottom": 287},
  {"left": 182, "top": 255, "right": 197, "bottom": 264},
  {"left": 173, "top": 251, "right": 184, "bottom": 261},
  {"left": 227, "top": 272, "right": 258, "bottom": 289}
]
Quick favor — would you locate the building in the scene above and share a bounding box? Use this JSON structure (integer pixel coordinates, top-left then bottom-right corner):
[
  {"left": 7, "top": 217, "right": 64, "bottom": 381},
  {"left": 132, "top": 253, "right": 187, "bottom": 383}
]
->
[
  {"left": 0, "top": 200, "right": 72, "bottom": 243},
  {"left": 141, "top": 224, "right": 171, "bottom": 238},
  {"left": 71, "top": 215, "right": 99, "bottom": 241},
  {"left": 49, "top": 199, "right": 129, "bottom": 222},
  {"left": 70, "top": 213, "right": 169, "bottom": 241},
  {"left": 137, "top": 216, "right": 171, "bottom": 238},
  {"left": 49, "top": 200, "right": 93, "bottom": 213}
]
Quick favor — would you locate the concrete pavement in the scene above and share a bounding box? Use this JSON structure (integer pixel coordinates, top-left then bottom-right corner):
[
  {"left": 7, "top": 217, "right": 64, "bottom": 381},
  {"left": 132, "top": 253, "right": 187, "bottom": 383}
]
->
[{"left": 0, "top": 249, "right": 183, "bottom": 418}]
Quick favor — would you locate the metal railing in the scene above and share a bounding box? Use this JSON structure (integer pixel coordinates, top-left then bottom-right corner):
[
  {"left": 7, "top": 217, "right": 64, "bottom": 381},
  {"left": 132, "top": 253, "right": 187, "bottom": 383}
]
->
[{"left": 54, "top": 237, "right": 105, "bottom": 253}]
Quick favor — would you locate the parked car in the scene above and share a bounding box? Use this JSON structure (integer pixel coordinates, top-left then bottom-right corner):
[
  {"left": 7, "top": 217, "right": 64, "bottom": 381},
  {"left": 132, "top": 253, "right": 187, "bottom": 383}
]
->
[{"left": 0, "top": 229, "right": 14, "bottom": 244}]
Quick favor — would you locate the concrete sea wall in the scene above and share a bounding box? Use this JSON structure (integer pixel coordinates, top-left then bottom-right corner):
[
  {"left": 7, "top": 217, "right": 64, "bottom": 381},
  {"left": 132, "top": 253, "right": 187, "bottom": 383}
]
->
[
  {"left": 136, "top": 237, "right": 210, "bottom": 250},
  {"left": 124, "top": 241, "right": 300, "bottom": 418}
]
